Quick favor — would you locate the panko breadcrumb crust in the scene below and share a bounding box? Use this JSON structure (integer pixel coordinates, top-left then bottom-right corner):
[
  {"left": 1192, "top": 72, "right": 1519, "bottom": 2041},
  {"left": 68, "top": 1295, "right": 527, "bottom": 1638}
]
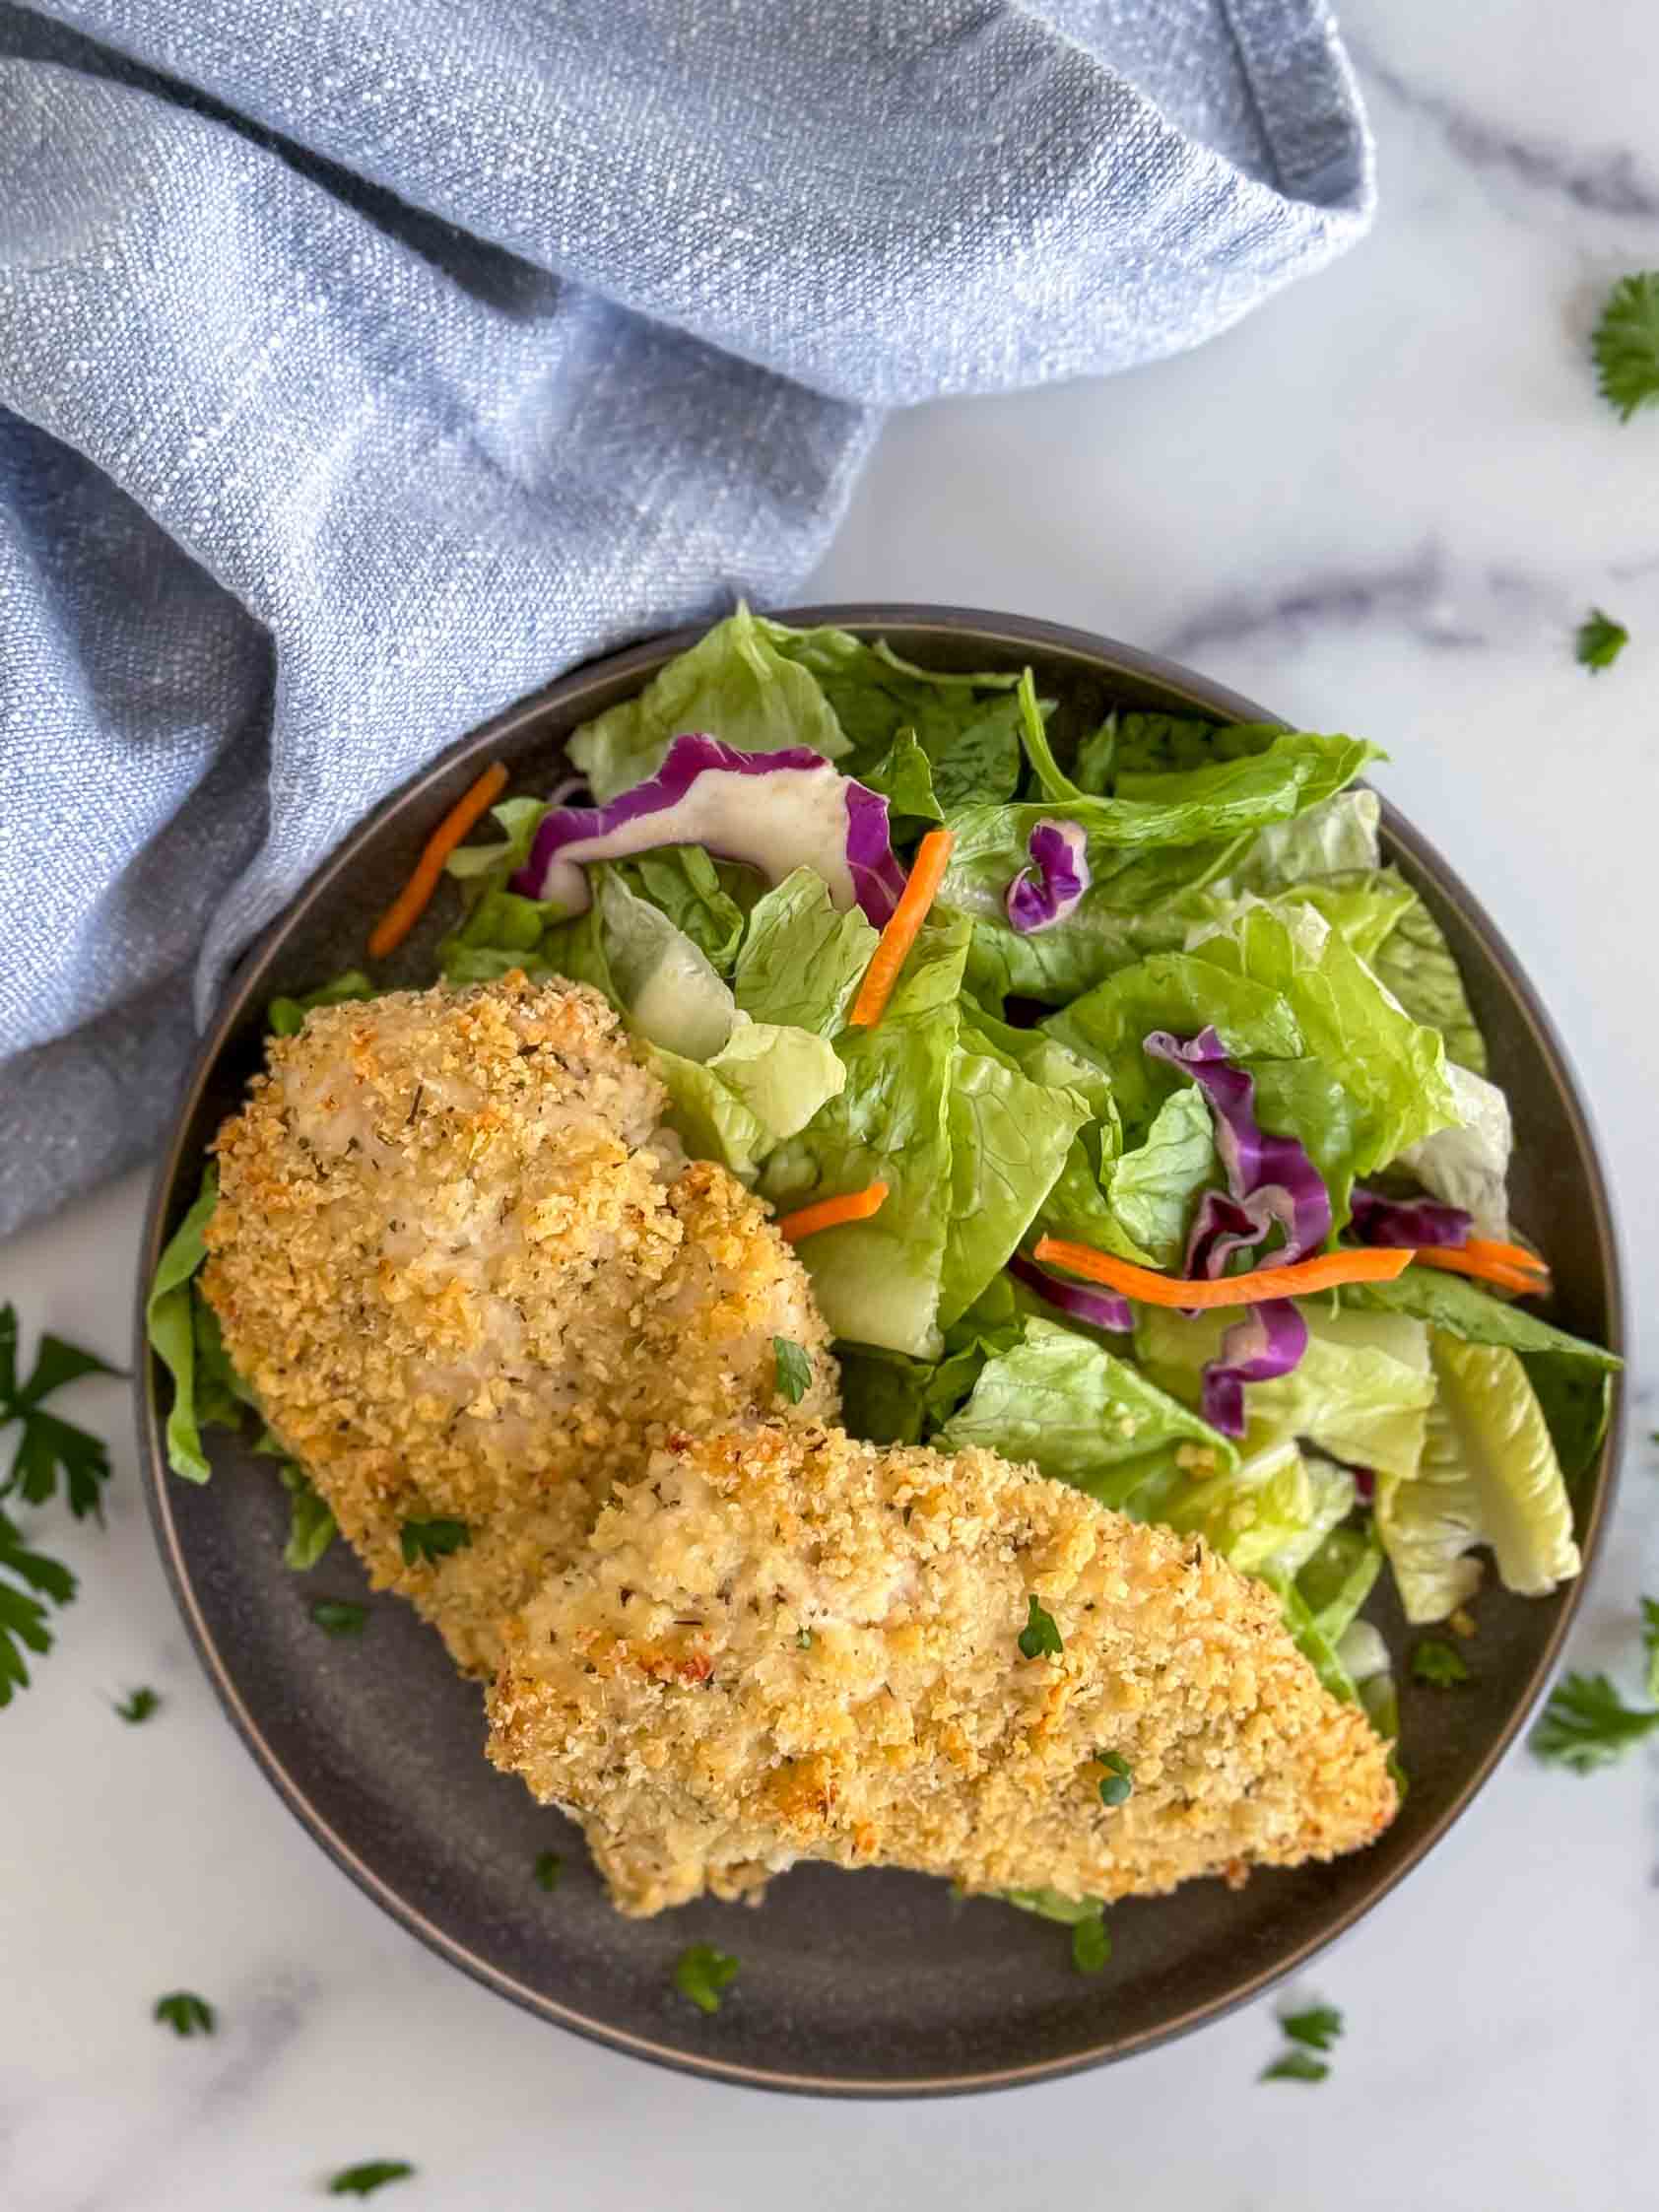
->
[
  {"left": 201, "top": 975, "right": 836, "bottom": 1672},
  {"left": 487, "top": 1421, "right": 1398, "bottom": 1915}
]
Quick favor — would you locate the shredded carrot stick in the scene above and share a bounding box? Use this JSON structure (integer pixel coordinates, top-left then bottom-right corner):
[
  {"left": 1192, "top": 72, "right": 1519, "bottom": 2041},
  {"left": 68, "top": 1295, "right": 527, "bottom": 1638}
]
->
[
  {"left": 776, "top": 1180, "right": 890, "bottom": 1243},
  {"left": 1031, "top": 1236, "right": 1413, "bottom": 1308},
  {"left": 1463, "top": 1237, "right": 1550, "bottom": 1277},
  {"left": 366, "top": 762, "right": 509, "bottom": 960},
  {"left": 847, "top": 829, "right": 956, "bottom": 1028},
  {"left": 1412, "top": 1246, "right": 1550, "bottom": 1296}
]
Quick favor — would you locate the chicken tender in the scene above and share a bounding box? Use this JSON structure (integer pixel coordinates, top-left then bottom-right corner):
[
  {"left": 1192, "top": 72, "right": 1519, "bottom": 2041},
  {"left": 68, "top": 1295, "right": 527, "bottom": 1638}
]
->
[
  {"left": 202, "top": 974, "right": 836, "bottom": 1671},
  {"left": 487, "top": 1421, "right": 1397, "bottom": 1915}
]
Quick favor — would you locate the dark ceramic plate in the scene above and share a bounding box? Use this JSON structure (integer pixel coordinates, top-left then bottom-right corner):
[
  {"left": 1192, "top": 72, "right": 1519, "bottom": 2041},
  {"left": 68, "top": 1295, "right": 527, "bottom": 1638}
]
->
[{"left": 137, "top": 606, "right": 1624, "bottom": 2096}]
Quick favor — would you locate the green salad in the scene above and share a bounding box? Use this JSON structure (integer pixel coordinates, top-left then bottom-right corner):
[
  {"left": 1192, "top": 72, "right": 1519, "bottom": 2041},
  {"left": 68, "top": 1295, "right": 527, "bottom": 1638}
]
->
[{"left": 155, "top": 605, "right": 1619, "bottom": 1742}]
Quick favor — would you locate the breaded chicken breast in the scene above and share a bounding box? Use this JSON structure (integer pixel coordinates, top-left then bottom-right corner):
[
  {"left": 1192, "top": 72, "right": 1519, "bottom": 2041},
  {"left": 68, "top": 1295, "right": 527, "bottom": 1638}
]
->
[
  {"left": 487, "top": 1421, "right": 1397, "bottom": 1915},
  {"left": 202, "top": 975, "right": 836, "bottom": 1671}
]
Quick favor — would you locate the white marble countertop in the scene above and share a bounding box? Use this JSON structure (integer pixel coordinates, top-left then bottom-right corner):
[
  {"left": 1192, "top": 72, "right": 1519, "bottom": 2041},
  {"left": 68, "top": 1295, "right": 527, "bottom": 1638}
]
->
[{"left": 5, "top": 2, "right": 1658, "bottom": 2204}]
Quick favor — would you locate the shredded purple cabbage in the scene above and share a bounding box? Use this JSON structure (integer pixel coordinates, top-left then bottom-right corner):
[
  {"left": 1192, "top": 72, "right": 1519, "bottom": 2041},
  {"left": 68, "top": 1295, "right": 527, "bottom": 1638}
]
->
[
  {"left": 1350, "top": 1182, "right": 1472, "bottom": 1249},
  {"left": 1144, "top": 1028, "right": 1331, "bottom": 1270},
  {"left": 1005, "top": 819, "right": 1091, "bottom": 934},
  {"left": 1200, "top": 1299, "right": 1308, "bottom": 1437},
  {"left": 1007, "top": 1252, "right": 1133, "bottom": 1334},
  {"left": 510, "top": 733, "right": 907, "bottom": 925},
  {"left": 1143, "top": 1026, "right": 1332, "bottom": 1434}
]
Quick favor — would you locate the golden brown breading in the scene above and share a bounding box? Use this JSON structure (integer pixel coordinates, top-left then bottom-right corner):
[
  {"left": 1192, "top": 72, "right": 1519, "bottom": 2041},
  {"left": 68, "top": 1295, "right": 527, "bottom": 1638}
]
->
[
  {"left": 487, "top": 1421, "right": 1397, "bottom": 1915},
  {"left": 202, "top": 975, "right": 836, "bottom": 1671}
]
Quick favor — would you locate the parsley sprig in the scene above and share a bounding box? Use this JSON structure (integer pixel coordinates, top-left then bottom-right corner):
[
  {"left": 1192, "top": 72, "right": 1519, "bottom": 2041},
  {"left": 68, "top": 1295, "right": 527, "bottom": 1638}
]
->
[
  {"left": 1531, "top": 1669, "right": 1659, "bottom": 1773},
  {"left": 399, "top": 1517, "right": 472, "bottom": 1568},
  {"left": 0, "top": 1307, "right": 119, "bottom": 1708},
  {"left": 1592, "top": 271, "right": 1659, "bottom": 421},
  {"left": 1261, "top": 2000, "right": 1343, "bottom": 2082},
  {"left": 1, "top": 1304, "right": 119, "bottom": 1520},
  {"left": 1018, "top": 1593, "right": 1062, "bottom": 1659}
]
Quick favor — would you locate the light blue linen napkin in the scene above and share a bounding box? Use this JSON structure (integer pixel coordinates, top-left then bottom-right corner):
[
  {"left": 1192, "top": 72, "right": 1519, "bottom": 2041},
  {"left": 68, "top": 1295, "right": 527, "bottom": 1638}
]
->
[{"left": 0, "top": 0, "right": 1370, "bottom": 1232}]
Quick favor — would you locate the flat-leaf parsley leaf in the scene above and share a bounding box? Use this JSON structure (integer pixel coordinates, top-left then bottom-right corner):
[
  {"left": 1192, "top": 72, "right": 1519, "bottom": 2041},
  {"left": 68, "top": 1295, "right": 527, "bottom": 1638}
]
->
[
  {"left": 311, "top": 1600, "right": 367, "bottom": 1637},
  {"left": 674, "top": 1943, "right": 740, "bottom": 2014},
  {"left": 114, "top": 1687, "right": 161, "bottom": 1723},
  {"left": 1281, "top": 2003, "right": 1344, "bottom": 2053},
  {"left": 1530, "top": 1670, "right": 1659, "bottom": 1774},
  {"left": 1592, "top": 271, "right": 1659, "bottom": 421},
  {"left": 772, "top": 1338, "right": 812, "bottom": 1404},
  {"left": 1262, "top": 2048, "right": 1329, "bottom": 2084},
  {"left": 327, "top": 2161, "right": 416, "bottom": 2198},
  {"left": 0, "top": 1507, "right": 75, "bottom": 1709},
  {"left": 1018, "top": 1593, "right": 1062, "bottom": 1660},
  {"left": 0, "top": 1305, "right": 120, "bottom": 1521},
  {"left": 399, "top": 1517, "right": 471, "bottom": 1568},
  {"left": 1574, "top": 609, "right": 1629, "bottom": 673},
  {"left": 1411, "top": 1639, "right": 1470, "bottom": 1688},
  {"left": 154, "top": 1991, "right": 215, "bottom": 2038}
]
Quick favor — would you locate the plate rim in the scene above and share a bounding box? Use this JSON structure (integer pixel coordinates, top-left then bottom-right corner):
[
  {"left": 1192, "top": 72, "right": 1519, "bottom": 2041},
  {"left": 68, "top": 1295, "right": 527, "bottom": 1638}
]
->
[{"left": 134, "top": 601, "right": 1627, "bottom": 2097}]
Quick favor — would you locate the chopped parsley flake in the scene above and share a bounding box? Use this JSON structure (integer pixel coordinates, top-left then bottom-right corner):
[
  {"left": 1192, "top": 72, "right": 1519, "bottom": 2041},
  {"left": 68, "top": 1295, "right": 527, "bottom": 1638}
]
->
[
  {"left": 1261, "top": 2048, "right": 1329, "bottom": 2084},
  {"left": 114, "top": 1687, "right": 161, "bottom": 1723},
  {"left": 1281, "top": 2003, "right": 1344, "bottom": 2052},
  {"left": 1018, "top": 1593, "right": 1062, "bottom": 1660},
  {"left": 311, "top": 1600, "right": 368, "bottom": 1637},
  {"left": 534, "top": 1851, "right": 564, "bottom": 1892},
  {"left": 1574, "top": 608, "right": 1629, "bottom": 672},
  {"left": 1643, "top": 1597, "right": 1659, "bottom": 1703},
  {"left": 674, "top": 1943, "right": 740, "bottom": 2015},
  {"left": 1411, "top": 1640, "right": 1470, "bottom": 1688},
  {"left": 153, "top": 1991, "right": 215, "bottom": 2039},
  {"left": 772, "top": 1338, "right": 812, "bottom": 1405},
  {"left": 399, "top": 1517, "right": 472, "bottom": 1568},
  {"left": 796, "top": 1628, "right": 814, "bottom": 1649},
  {"left": 1095, "top": 1749, "right": 1133, "bottom": 1807},
  {"left": 327, "top": 2162, "right": 416, "bottom": 2198}
]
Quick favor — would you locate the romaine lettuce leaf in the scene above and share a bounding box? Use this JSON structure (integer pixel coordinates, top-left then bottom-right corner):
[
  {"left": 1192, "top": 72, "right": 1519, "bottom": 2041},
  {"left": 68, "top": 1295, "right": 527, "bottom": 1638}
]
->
[
  {"left": 1396, "top": 1061, "right": 1511, "bottom": 1240},
  {"left": 1189, "top": 899, "right": 1460, "bottom": 1176},
  {"left": 146, "top": 1169, "right": 223, "bottom": 1485},
  {"left": 1042, "top": 952, "right": 1300, "bottom": 1141},
  {"left": 758, "top": 618, "right": 1020, "bottom": 773},
  {"left": 937, "top": 1316, "right": 1236, "bottom": 1506},
  {"left": 938, "top": 1039, "right": 1088, "bottom": 1329},
  {"left": 1370, "top": 886, "right": 1489, "bottom": 1075},
  {"left": 1102, "top": 1085, "right": 1217, "bottom": 1268},
  {"left": 266, "top": 970, "right": 376, "bottom": 1037},
  {"left": 645, "top": 1046, "right": 769, "bottom": 1183},
  {"left": 589, "top": 870, "right": 735, "bottom": 1060},
  {"left": 442, "top": 794, "right": 550, "bottom": 882},
  {"left": 614, "top": 846, "right": 748, "bottom": 973},
  {"left": 1342, "top": 1267, "right": 1619, "bottom": 1484},
  {"left": 733, "top": 868, "right": 880, "bottom": 1036},
  {"left": 860, "top": 731, "right": 943, "bottom": 827},
  {"left": 695, "top": 1019, "right": 846, "bottom": 1146},
  {"left": 569, "top": 604, "right": 851, "bottom": 801},
  {"left": 760, "top": 916, "right": 967, "bottom": 1356},
  {"left": 1129, "top": 1437, "right": 1355, "bottom": 1578},
  {"left": 1296, "top": 1520, "right": 1384, "bottom": 1645},
  {"left": 1137, "top": 1302, "right": 1436, "bottom": 1483},
  {"left": 1375, "top": 1333, "right": 1581, "bottom": 1623}
]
